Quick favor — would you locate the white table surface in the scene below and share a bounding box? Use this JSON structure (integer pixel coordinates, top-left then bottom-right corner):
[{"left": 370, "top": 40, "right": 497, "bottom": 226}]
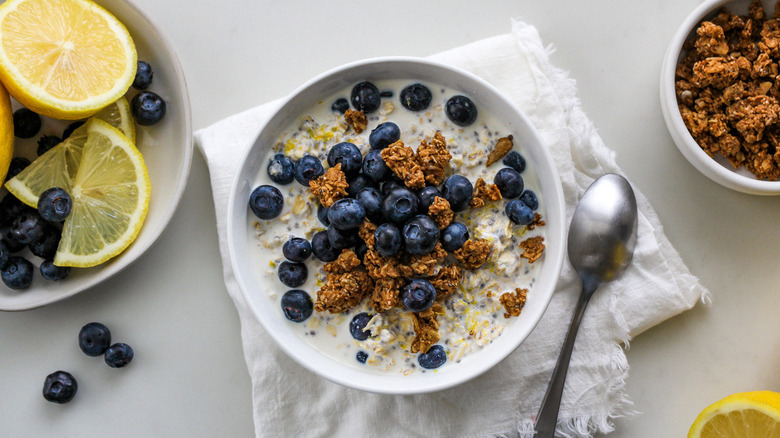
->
[{"left": 2, "top": 0, "right": 779, "bottom": 436}]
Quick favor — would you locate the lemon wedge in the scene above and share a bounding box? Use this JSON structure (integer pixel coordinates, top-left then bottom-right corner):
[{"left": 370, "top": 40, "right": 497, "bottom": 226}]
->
[
  {"left": 54, "top": 118, "right": 150, "bottom": 267},
  {"left": 0, "top": 81, "right": 13, "bottom": 181},
  {"left": 688, "top": 391, "right": 780, "bottom": 438},
  {"left": 0, "top": 0, "right": 137, "bottom": 120}
]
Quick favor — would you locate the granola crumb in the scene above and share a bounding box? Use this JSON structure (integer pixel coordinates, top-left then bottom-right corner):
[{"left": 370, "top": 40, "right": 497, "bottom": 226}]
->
[
  {"left": 525, "top": 213, "right": 546, "bottom": 231},
  {"left": 358, "top": 219, "right": 378, "bottom": 249},
  {"left": 469, "top": 177, "right": 502, "bottom": 208},
  {"left": 485, "top": 135, "right": 514, "bottom": 166},
  {"left": 416, "top": 131, "right": 452, "bottom": 185},
  {"left": 410, "top": 303, "right": 443, "bottom": 354},
  {"left": 344, "top": 109, "right": 368, "bottom": 134},
  {"left": 428, "top": 196, "right": 454, "bottom": 229},
  {"left": 363, "top": 248, "right": 413, "bottom": 280},
  {"left": 370, "top": 277, "right": 404, "bottom": 312},
  {"left": 519, "top": 236, "right": 545, "bottom": 263},
  {"left": 309, "top": 163, "right": 348, "bottom": 207},
  {"left": 381, "top": 140, "right": 426, "bottom": 189},
  {"left": 408, "top": 243, "right": 447, "bottom": 277},
  {"left": 314, "top": 269, "right": 374, "bottom": 313},
  {"left": 453, "top": 238, "right": 492, "bottom": 270},
  {"left": 500, "top": 288, "right": 528, "bottom": 318},
  {"left": 323, "top": 249, "right": 362, "bottom": 274},
  {"left": 429, "top": 264, "right": 463, "bottom": 301}
]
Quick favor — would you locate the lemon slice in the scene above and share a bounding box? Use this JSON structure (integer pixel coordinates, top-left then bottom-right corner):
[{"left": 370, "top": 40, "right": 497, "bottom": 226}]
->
[
  {"left": 688, "top": 391, "right": 780, "bottom": 438},
  {"left": 5, "top": 97, "right": 134, "bottom": 207},
  {"left": 0, "top": 0, "right": 137, "bottom": 120},
  {"left": 53, "top": 118, "right": 149, "bottom": 267},
  {"left": 0, "top": 81, "right": 13, "bottom": 181}
]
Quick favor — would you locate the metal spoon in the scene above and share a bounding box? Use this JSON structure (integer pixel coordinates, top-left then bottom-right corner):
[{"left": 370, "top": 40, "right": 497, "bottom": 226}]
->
[{"left": 534, "top": 173, "right": 638, "bottom": 437}]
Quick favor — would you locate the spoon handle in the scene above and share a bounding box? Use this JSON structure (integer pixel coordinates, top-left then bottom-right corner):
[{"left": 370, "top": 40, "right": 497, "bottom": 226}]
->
[{"left": 534, "top": 289, "right": 593, "bottom": 437}]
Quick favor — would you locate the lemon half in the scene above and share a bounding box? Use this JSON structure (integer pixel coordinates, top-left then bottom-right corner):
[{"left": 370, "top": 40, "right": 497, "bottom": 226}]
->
[{"left": 688, "top": 391, "right": 780, "bottom": 438}]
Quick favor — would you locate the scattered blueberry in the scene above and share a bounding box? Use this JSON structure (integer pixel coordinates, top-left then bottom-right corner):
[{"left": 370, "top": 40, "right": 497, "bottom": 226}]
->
[
  {"left": 13, "top": 108, "right": 41, "bottom": 138},
  {"left": 350, "top": 81, "right": 381, "bottom": 113},
  {"left": 399, "top": 83, "right": 432, "bottom": 111},
  {"left": 131, "top": 91, "right": 166, "bottom": 126},
  {"left": 10, "top": 211, "right": 46, "bottom": 245},
  {"left": 418, "top": 345, "right": 447, "bottom": 369},
  {"left": 37, "top": 187, "right": 72, "bottom": 222},
  {"left": 1, "top": 256, "right": 33, "bottom": 289},
  {"left": 328, "top": 198, "right": 366, "bottom": 230},
  {"left": 401, "top": 278, "right": 437, "bottom": 312},
  {"left": 317, "top": 204, "right": 330, "bottom": 226},
  {"left": 445, "top": 95, "right": 478, "bottom": 127},
  {"left": 311, "top": 230, "right": 339, "bottom": 262},
  {"left": 505, "top": 199, "right": 535, "bottom": 225},
  {"left": 374, "top": 222, "right": 402, "bottom": 257},
  {"left": 331, "top": 97, "right": 350, "bottom": 114},
  {"left": 349, "top": 312, "right": 373, "bottom": 340},
  {"left": 104, "top": 343, "right": 134, "bottom": 368},
  {"left": 40, "top": 260, "right": 70, "bottom": 281},
  {"left": 403, "top": 215, "right": 440, "bottom": 255},
  {"left": 381, "top": 178, "right": 404, "bottom": 196},
  {"left": 441, "top": 175, "right": 473, "bottom": 212},
  {"left": 327, "top": 142, "right": 362, "bottom": 177},
  {"left": 132, "top": 60, "right": 154, "bottom": 90},
  {"left": 382, "top": 187, "right": 419, "bottom": 224},
  {"left": 502, "top": 150, "right": 526, "bottom": 173},
  {"left": 42, "top": 371, "right": 77, "bottom": 404},
  {"left": 326, "top": 224, "right": 360, "bottom": 250},
  {"left": 62, "top": 121, "right": 84, "bottom": 140},
  {"left": 417, "top": 186, "right": 441, "bottom": 212},
  {"left": 28, "top": 225, "right": 60, "bottom": 259},
  {"left": 494, "top": 168, "right": 524, "bottom": 199},
  {"left": 440, "top": 222, "right": 469, "bottom": 252},
  {"left": 356, "top": 351, "right": 368, "bottom": 363},
  {"left": 368, "top": 122, "right": 400, "bottom": 150},
  {"left": 278, "top": 261, "right": 308, "bottom": 287},
  {"left": 519, "top": 190, "right": 539, "bottom": 210},
  {"left": 362, "top": 149, "right": 391, "bottom": 182},
  {"left": 267, "top": 153, "right": 295, "bottom": 185},
  {"left": 37, "top": 135, "right": 61, "bottom": 156},
  {"left": 248, "top": 185, "right": 284, "bottom": 220},
  {"left": 5, "top": 157, "right": 31, "bottom": 181},
  {"left": 282, "top": 237, "right": 312, "bottom": 262},
  {"left": 355, "top": 187, "right": 384, "bottom": 222},
  {"left": 78, "top": 322, "right": 112, "bottom": 357},
  {"left": 293, "top": 154, "right": 324, "bottom": 186},
  {"left": 0, "top": 241, "right": 8, "bottom": 270},
  {"left": 281, "top": 289, "right": 313, "bottom": 322},
  {"left": 346, "top": 174, "right": 375, "bottom": 198}
]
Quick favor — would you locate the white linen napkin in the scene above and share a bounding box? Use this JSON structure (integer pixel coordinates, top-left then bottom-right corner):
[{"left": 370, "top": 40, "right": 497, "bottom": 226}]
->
[{"left": 194, "top": 19, "right": 709, "bottom": 438}]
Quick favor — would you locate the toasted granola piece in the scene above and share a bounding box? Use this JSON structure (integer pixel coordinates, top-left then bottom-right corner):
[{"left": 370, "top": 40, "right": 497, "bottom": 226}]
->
[
  {"left": 695, "top": 22, "right": 730, "bottom": 58},
  {"left": 363, "top": 248, "right": 413, "bottom": 279},
  {"left": 410, "top": 303, "right": 443, "bottom": 354},
  {"left": 760, "top": 19, "right": 780, "bottom": 58},
  {"left": 751, "top": 52, "right": 777, "bottom": 79},
  {"left": 692, "top": 57, "right": 739, "bottom": 89},
  {"left": 519, "top": 236, "right": 545, "bottom": 263},
  {"left": 453, "top": 238, "right": 492, "bottom": 270},
  {"left": 749, "top": 0, "right": 766, "bottom": 21},
  {"left": 469, "top": 178, "right": 502, "bottom": 208},
  {"left": 370, "top": 277, "right": 404, "bottom": 312},
  {"left": 314, "top": 270, "right": 374, "bottom": 314},
  {"left": 416, "top": 131, "right": 452, "bottom": 185},
  {"left": 500, "top": 288, "right": 528, "bottom": 318},
  {"left": 428, "top": 196, "right": 453, "bottom": 229},
  {"left": 727, "top": 95, "right": 780, "bottom": 142},
  {"left": 323, "top": 249, "right": 361, "bottom": 275},
  {"left": 344, "top": 109, "right": 367, "bottom": 134},
  {"left": 679, "top": 105, "right": 710, "bottom": 137},
  {"left": 381, "top": 141, "right": 426, "bottom": 189},
  {"left": 486, "top": 135, "right": 514, "bottom": 166},
  {"left": 358, "top": 219, "right": 378, "bottom": 249},
  {"left": 309, "top": 163, "right": 348, "bottom": 208},
  {"left": 745, "top": 147, "right": 780, "bottom": 180},
  {"left": 525, "top": 213, "right": 546, "bottom": 231},
  {"left": 711, "top": 8, "right": 745, "bottom": 31},
  {"left": 429, "top": 264, "right": 463, "bottom": 301},
  {"left": 408, "top": 243, "right": 447, "bottom": 277}
]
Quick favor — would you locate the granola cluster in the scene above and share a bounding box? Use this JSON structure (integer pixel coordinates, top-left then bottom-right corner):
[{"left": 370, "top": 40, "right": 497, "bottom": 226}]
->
[
  {"left": 675, "top": 0, "right": 780, "bottom": 180},
  {"left": 499, "top": 288, "right": 528, "bottom": 318},
  {"left": 381, "top": 131, "right": 452, "bottom": 190},
  {"left": 309, "top": 163, "right": 348, "bottom": 207}
]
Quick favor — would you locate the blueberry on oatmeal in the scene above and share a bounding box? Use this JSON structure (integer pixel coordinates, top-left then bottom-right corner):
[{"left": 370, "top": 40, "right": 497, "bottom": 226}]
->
[
  {"left": 326, "top": 224, "right": 360, "bottom": 250},
  {"left": 356, "top": 351, "right": 368, "bottom": 363},
  {"left": 440, "top": 222, "right": 469, "bottom": 252},
  {"left": 350, "top": 81, "right": 381, "bottom": 113},
  {"left": 331, "top": 97, "right": 350, "bottom": 114},
  {"left": 355, "top": 187, "right": 384, "bottom": 222},
  {"left": 349, "top": 312, "right": 373, "bottom": 341},
  {"left": 283, "top": 237, "right": 312, "bottom": 262},
  {"left": 381, "top": 178, "right": 403, "bottom": 196},
  {"left": 382, "top": 187, "right": 419, "bottom": 224},
  {"left": 445, "top": 95, "right": 478, "bottom": 127},
  {"left": 418, "top": 345, "right": 447, "bottom": 369},
  {"left": 417, "top": 186, "right": 441, "bottom": 212},
  {"left": 494, "top": 167, "right": 524, "bottom": 199},
  {"left": 520, "top": 190, "right": 539, "bottom": 210},
  {"left": 294, "top": 154, "right": 324, "bottom": 186},
  {"left": 267, "top": 153, "right": 295, "bottom": 185},
  {"left": 281, "top": 289, "right": 313, "bottom": 323},
  {"left": 502, "top": 150, "right": 526, "bottom": 173},
  {"left": 347, "top": 174, "right": 375, "bottom": 198},
  {"left": 369, "top": 122, "right": 400, "bottom": 150},
  {"left": 311, "top": 230, "right": 339, "bottom": 262},
  {"left": 249, "top": 185, "right": 284, "bottom": 220},
  {"left": 278, "top": 261, "right": 308, "bottom": 288},
  {"left": 400, "top": 83, "right": 432, "bottom": 111},
  {"left": 441, "top": 175, "right": 473, "bottom": 212},
  {"left": 317, "top": 204, "right": 330, "bottom": 227},
  {"left": 362, "top": 149, "right": 391, "bottom": 182},
  {"left": 401, "top": 278, "right": 437, "bottom": 312},
  {"left": 355, "top": 242, "right": 368, "bottom": 262},
  {"left": 328, "top": 198, "right": 366, "bottom": 230},
  {"left": 505, "top": 199, "right": 535, "bottom": 225},
  {"left": 402, "top": 215, "right": 440, "bottom": 255},
  {"left": 374, "top": 222, "right": 402, "bottom": 257},
  {"left": 327, "top": 142, "right": 363, "bottom": 177}
]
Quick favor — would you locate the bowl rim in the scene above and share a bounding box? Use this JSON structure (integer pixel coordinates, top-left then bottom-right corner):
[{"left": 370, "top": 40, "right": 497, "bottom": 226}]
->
[
  {"left": 226, "top": 56, "right": 566, "bottom": 394},
  {"left": 660, "top": 0, "right": 780, "bottom": 195}
]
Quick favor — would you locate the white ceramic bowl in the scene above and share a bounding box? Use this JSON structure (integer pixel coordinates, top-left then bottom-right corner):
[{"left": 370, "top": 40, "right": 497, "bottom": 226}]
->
[
  {"left": 227, "top": 57, "right": 565, "bottom": 394},
  {"left": 660, "top": 0, "right": 780, "bottom": 195},
  {"left": 0, "top": 0, "right": 192, "bottom": 311}
]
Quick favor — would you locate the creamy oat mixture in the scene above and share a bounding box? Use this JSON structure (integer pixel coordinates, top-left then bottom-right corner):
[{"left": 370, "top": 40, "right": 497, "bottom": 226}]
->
[{"left": 248, "top": 79, "right": 546, "bottom": 374}]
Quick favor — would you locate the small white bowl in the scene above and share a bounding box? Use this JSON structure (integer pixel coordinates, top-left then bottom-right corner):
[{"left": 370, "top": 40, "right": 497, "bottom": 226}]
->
[
  {"left": 660, "top": 0, "right": 780, "bottom": 195},
  {"left": 226, "top": 57, "right": 566, "bottom": 394},
  {"left": 0, "top": 0, "right": 193, "bottom": 311}
]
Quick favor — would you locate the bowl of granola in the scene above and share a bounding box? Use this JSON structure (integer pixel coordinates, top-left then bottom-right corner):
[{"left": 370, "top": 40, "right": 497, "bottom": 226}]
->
[
  {"left": 661, "top": 0, "right": 780, "bottom": 195},
  {"left": 227, "top": 57, "right": 566, "bottom": 394}
]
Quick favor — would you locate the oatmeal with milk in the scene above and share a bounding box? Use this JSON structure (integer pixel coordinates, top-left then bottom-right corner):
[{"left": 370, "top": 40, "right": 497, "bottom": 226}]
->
[{"left": 247, "top": 79, "right": 546, "bottom": 374}]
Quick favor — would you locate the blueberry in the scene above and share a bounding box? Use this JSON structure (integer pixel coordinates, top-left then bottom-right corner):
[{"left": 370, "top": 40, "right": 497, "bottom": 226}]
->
[
  {"left": 401, "top": 278, "right": 437, "bottom": 312},
  {"left": 520, "top": 190, "right": 539, "bottom": 210},
  {"left": 1, "top": 194, "right": 26, "bottom": 227},
  {"left": 78, "top": 322, "right": 112, "bottom": 357},
  {"left": 13, "top": 108, "right": 41, "bottom": 138},
  {"left": 28, "top": 225, "right": 60, "bottom": 259},
  {"left": 368, "top": 122, "right": 400, "bottom": 150},
  {"left": 10, "top": 211, "right": 46, "bottom": 244},
  {"left": 445, "top": 95, "right": 478, "bottom": 127},
  {"left": 327, "top": 142, "right": 362, "bottom": 177},
  {"left": 326, "top": 224, "right": 360, "bottom": 250},
  {"left": 278, "top": 261, "right": 308, "bottom": 287},
  {"left": 312, "top": 230, "right": 339, "bottom": 262},
  {"left": 381, "top": 178, "right": 403, "bottom": 196},
  {"left": 132, "top": 60, "right": 154, "bottom": 90},
  {"left": 502, "top": 150, "right": 526, "bottom": 173},
  {"left": 356, "top": 351, "right": 368, "bottom": 363},
  {"left": 281, "top": 289, "right": 313, "bottom": 322},
  {"left": 441, "top": 175, "right": 473, "bottom": 212},
  {"left": 1, "top": 256, "right": 33, "bottom": 289},
  {"left": 283, "top": 237, "right": 312, "bottom": 262},
  {"left": 42, "top": 371, "right": 77, "bottom": 404},
  {"left": 62, "top": 121, "right": 84, "bottom": 140},
  {"left": 417, "top": 186, "right": 441, "bottom": 212},
  {"left": 355, "top": 242, "right": 368, "bottom": 262},
  {"left": 267, "top": 153, "right": 295, "bottom": 185},
  {"left": 0, "top": 240, "right": 8, "bottom": 270},
  {"left": 399, "top": 83, "right": 432, "bottom": 111},
  {"left": 317, "top": 204, "right": 330, "bottom": 226},
  {"left": 355, "top": 187, "right": 384, "bottom": 222},
  {"left": 349, "top": 312, "right": 373, "bottom": 340},
  {"left": 104, "top": 343, "right": 134, "bottom": 368},
  {"left": 362, "top": 149, "right": 391, "bottom": 182},
  {"left": 131, "top": 91, "right": 166, "bottom": 126},
  {"left": 494, "top": 168, "right": 524, "bottom": 199},
  {"left": 440, "top": 222, "right": 469, "bottom": 252},
  {"left": 350, "top": 81, "right": 381, "bottom": 113},
  {"left": 374, "top": 223, "right": 402, "bottom": 257},
  {"left": 505, "top": 199, "right": 535, "bottom": 225},
  {"left": 294, "top": 154, "right": 324, "bottom": 186},
  {"left": 37, "top": 187, "right": 72, "bottom": 222},
  {"left": 40, "top": 260, "right": 70, "bottom": 281},
  {"left": 5, "top": 157, "right": 30, "bottom": 181},
  {"left": 328, "top": 198, "right": 365, "bottom": 230},
  {"left": 418, "top": 345, "right": 447, "bottom": 369},
  {"left": 347, "top": 174, "right": 375, "bottom": 198},
  {"left": 331, "top": 97, "right": 350, "bottom": 114},
  {"left": 382, "top": 188, "right": 419, "bottom": 224},
  {"left": 2, "top": 232, "right": 25, "bottom": 253},
  {"left": 248, "top": 185, "right": 284, "bottom": 220},
  {"left": 402, "top": 215, "right": 440, "bottom": 255},
  {"left": 37, "top": 135, "right": 61, "bottom": 156}
]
